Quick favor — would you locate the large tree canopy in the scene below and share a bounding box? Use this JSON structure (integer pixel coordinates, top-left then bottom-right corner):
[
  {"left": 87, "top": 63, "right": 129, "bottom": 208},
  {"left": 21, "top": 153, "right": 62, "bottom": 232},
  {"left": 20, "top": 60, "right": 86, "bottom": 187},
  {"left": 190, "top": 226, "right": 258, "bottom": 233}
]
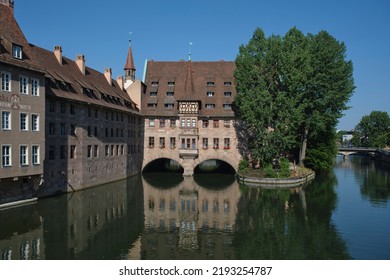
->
[
  {"left": 352, "top": 111, "right": 390, "bottom": 148},
  {"left": 234, "top": 27, "right": 355, "bottom": 170}
]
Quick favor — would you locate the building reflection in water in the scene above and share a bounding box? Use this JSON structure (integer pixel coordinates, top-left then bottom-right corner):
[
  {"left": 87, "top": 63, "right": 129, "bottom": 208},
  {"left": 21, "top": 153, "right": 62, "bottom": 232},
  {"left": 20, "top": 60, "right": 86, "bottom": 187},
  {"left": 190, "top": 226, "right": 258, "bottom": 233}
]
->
[{"left": 135, "top": 173, "right": 241, "bottom": 259}]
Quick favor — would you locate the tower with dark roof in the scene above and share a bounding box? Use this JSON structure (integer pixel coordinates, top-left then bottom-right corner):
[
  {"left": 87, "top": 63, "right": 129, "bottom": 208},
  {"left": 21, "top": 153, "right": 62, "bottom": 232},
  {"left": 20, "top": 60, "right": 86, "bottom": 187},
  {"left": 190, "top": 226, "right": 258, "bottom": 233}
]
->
[{"left": 124, "top": 46, "right": 136, "bottom": 84}]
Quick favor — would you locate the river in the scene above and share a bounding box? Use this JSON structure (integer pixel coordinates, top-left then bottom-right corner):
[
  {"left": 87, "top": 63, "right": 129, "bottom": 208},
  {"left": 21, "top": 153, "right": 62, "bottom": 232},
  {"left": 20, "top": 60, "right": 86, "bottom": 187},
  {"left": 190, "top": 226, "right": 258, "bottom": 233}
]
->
[{"left": 0, "top": 156, "right": 389, "bottom": 260}]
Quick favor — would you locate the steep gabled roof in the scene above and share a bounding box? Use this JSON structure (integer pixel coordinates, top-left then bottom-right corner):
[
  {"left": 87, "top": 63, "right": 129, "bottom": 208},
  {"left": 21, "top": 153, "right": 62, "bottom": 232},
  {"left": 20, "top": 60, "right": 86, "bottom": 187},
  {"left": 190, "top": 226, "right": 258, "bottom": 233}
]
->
[
  {"left": 0, "top": 4, "right": 44, "bottom": 72},
  {"left": 143, "top": 60, "right": 236, "bottom": 117},
  {"left": 124, "top": 46, "right": 136, "bottom": 71},
  {"left": 30, "top": 44, "right": 140, "bottom": 114}
]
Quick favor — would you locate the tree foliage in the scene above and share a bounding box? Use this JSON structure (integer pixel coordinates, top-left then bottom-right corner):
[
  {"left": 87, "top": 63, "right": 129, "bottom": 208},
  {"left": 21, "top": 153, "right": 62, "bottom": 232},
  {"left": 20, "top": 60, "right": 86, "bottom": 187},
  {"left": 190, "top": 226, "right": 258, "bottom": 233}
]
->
[
  {"left": 234, "top": 27, "right": 355, "bottom": 170},
  {"left": 352, "top": 111, "right": 390, "bottom": 148}
]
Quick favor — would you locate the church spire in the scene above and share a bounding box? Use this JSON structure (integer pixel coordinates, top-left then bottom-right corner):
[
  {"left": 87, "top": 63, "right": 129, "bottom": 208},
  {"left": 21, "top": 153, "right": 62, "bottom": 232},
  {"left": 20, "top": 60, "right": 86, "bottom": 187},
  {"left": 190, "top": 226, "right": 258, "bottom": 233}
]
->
[{"left": 124, "top": 33, "right": 136, "bottom": 82}]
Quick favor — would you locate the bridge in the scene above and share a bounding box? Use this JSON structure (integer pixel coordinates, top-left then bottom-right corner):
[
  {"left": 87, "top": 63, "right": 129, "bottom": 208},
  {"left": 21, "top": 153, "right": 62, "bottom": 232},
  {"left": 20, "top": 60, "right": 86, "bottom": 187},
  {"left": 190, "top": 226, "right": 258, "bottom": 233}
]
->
[{"left": 337, "top": 147, "right": 378, "bottom": 158}]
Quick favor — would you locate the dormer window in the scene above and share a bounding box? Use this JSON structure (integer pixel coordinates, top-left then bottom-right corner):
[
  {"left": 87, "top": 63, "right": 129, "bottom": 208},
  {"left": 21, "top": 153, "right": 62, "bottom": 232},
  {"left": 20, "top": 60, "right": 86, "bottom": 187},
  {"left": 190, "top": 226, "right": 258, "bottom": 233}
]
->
[
  {"left": 168, "top": 81, "right": 175, "bottom": 86},
  {"left": 12, "top": 44, "right": 23, "bottom": 59},
  {"left": 151, "top": 81, "right": 159, "bottom": 86},
  {"left": 207, "top": 81, "right": 215, "bottom": 86}
]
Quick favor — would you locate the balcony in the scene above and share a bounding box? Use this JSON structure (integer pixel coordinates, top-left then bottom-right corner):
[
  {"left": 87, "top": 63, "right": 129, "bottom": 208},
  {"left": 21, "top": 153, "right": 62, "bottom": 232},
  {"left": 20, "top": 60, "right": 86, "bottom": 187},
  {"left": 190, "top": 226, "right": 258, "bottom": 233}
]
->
[{"left": 179, "top": 148, "right": 199, "bottom": 158}]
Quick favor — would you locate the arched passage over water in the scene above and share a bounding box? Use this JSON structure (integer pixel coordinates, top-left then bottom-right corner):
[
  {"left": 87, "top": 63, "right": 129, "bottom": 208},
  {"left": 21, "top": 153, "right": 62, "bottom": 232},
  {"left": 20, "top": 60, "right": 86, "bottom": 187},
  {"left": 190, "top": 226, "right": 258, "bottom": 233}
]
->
[
  {"left": 194, "top": 159, "right": 236, "bottom": 175},
  {"left": 142, "top": 158, "right": 184, "bottom": 173}
]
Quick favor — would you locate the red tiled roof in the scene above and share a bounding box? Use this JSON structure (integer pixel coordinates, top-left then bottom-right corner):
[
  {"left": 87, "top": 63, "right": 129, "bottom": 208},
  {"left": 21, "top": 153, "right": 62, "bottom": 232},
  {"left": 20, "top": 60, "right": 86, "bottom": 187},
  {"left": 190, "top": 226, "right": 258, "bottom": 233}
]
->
[
  {"left": 143, "top": 60, "right": 236, "bottom": 118},
  {"left": 30, "top": 44, "right": 140, "bottom": 114},
  {"left": 0, "top": 4, "right": 44, "bottom": 72},
  {"left": 124, "top": 46, "right": 135, "bottom": 70}
]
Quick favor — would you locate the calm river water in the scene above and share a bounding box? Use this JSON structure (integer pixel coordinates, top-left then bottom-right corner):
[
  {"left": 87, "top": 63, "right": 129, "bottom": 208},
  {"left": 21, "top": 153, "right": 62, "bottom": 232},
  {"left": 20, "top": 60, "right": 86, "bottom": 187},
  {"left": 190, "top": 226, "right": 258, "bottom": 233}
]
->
[{"left": 1, "top": 156, "right": 389, "bottom": 260}]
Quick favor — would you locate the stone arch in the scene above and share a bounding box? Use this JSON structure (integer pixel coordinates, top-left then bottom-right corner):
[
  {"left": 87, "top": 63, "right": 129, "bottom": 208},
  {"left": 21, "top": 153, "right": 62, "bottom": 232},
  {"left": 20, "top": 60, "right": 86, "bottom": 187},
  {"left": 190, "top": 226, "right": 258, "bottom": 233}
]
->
[
  {"left": 194, "top": 157, "right": 237, "bottom": 174},
  {"left": 142, "top": 157, "right": 184, "bottom": 173}
]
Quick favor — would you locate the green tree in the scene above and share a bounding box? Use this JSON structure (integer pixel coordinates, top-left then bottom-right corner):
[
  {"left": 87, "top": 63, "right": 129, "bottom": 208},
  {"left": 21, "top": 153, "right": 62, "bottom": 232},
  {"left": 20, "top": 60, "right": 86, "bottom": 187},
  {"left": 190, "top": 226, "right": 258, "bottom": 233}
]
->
[
  {"left": 234, "top": 27, "right": 355, "bottom": 170},
  {"left": 353, "top": 111, "right": 390, "bottom": 147}
]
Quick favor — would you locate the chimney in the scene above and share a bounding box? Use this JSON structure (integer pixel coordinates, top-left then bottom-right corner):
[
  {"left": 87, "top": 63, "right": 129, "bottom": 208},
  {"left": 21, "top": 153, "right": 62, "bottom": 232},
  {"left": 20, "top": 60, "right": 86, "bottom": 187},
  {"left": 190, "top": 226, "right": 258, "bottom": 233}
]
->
[
  {"left": 76, "top": 55, "right": 85, "bottom": 75},
  {"left": 104, "top": 68, "right": 112, "bottom": 86},
  {"left": 117, "top": 76, "right": 124, "bottom": 91},
  {"left": 54, "top": 46, "right": 62, "bottom": 65}
]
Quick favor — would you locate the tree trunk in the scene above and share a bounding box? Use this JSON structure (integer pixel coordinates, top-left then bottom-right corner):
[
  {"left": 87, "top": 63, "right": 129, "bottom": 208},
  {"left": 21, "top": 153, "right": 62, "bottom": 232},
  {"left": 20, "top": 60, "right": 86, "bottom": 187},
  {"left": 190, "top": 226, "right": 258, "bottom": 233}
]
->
[{"left": 299, "top": 127, "right": 309, "bottom": 166}]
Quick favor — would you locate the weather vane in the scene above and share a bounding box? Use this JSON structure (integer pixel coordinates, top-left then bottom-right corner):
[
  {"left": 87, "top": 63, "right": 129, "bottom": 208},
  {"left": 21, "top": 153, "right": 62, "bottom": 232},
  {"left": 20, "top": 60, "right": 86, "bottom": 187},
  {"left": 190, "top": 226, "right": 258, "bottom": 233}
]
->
[
  {"left": 129, "top": 32, "right": 133, "bottom": 47},
  {"left": 188, "top": 42, "right": 193, "bottom": 61}
]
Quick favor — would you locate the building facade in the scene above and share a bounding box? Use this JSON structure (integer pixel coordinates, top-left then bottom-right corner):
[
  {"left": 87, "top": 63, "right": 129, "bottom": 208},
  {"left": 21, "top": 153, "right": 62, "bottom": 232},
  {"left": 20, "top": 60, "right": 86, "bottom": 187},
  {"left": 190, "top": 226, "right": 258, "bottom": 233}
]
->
[
  {"left": 30, "top": 44, "right": 144, "bottom": 195},
  {"left": 0, "top": 1, "right": 46, "bottom": 204},
  {"left": 142, "top": 60, "right": 241, "bottom": 175}
]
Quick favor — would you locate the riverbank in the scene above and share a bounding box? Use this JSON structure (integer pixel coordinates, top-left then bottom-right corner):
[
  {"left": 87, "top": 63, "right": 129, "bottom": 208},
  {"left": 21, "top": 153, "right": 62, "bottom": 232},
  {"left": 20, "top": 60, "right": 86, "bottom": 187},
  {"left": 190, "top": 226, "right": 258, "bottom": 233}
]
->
[
  {"left": 377, "top": 149, "right": 390, "bottom": 164},
  {"left": 237, "top": 170, "right": 315, "bottom": 188}
]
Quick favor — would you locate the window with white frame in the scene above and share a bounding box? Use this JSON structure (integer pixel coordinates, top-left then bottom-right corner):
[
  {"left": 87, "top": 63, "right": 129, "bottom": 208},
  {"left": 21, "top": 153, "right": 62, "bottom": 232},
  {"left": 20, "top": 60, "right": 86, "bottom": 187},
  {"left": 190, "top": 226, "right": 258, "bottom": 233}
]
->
[
  {"left": 31, "top": 114, "right": 39, "bottom": 131},
  {"left": 19, "top": 76, "right": 28, "bottom": 94},
  {"left": 32, "top": 145, "right": 40, "bottom": 165},
  {"left": 1, "top": 111, "right": 11, "bottom": 130},
  {"left": 12, "top": 44, "right": 23, "bottom": 59},
  {"left": 31, "top": 78, "right": 40, "bottom": 96},
  {"left": 2, "top": 145, "right": 12, "bottom": 167},
  {"left": 1, "top": 72, "right": 11, "bottom": 92},
  {"left": 20, "top": 113, "right": 28, "bottom": 131},
  {"left": 20, "top": 145, "right": 28, "bottom": 166},
  {"left": 149, "top": 119, "right": 155, "bottom": 127}
]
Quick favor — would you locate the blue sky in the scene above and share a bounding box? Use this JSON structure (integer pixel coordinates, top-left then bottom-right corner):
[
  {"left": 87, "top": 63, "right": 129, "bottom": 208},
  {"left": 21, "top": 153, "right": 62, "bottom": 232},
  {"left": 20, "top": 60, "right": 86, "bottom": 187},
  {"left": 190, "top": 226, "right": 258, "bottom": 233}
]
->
[{"left": 14, "top": 0, "right": 390, "bottom": 130}]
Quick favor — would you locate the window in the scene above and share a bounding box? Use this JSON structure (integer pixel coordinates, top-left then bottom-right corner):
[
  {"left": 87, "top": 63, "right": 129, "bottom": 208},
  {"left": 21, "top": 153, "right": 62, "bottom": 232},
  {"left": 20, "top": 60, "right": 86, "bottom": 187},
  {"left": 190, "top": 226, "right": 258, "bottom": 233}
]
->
[
  {"left": 31, "top": 114, "right": 39, "bottom": 131},
  {"left": 70, "top": 124, "right": 76, "bottom": 135},
  {"left": 170, "top": 119, "right": 176, "bottom": 128},
  {"left": 159, "top": 137, "right": 165, "bottom": 148},
  {"left": 213, "top": 120, "right": 219, "bottom": 128},
  {"left": 147, "top": 103, "right": 157, "bottom": 108},
  {"left": 224, "top": 120, "right": 230, "bottom": 128},
  {"left": 207, "top": 81, "right": 215, "bottom": 86},
  {"left": 148, "top": 137, "right": 155, "bottom": 148},
  {"left": 150, "top": 92, "right": 157, "bottom": 97},
  {"left": 1, "top": 111, "right": 11, "bottom": 130},
  {"left": 87, "top": 145, "right": 92, "bottom": 158},
  {"left": 94, "top": 145, "right": 99, "bottom": 157},
  {"left": 224, "top": 91, "right": 232, "bottom": 97},
  {"left": 149, "top": 119, "right": 155, "bottom": 127},
  {"left": 166, "top": 92, "right": 174, "bottom": 97},
  {"left": 207, "top": 92, "right": 214, "bottom": 97},
  {"left": 19, "top": 76, "right": 28, "bottom": 94},
  {"left": 213, "top": 138, "right": 219, "bottom": 149},
  {"left": 60, "top": 145, "right": 66, "bottom": 159},
  {"left": 168, "top": 81, "right": 175, "bottom": 86},
  {"left": 20, "top": 145, "right": 28, "bottom": 166},
  {"left": 87, "top": 126, "right": 92, "bottom": 137},
  {"left": 205, "top": 104, "right": 215, "bottom": 109},
  {"left": 223, "top": 104, "right": 232, "bottom": 109},
  {"left": 60, "top": 123, "right": 66, "bottom": 135},
  {"left": 160, "top": 119, "right": 166, "bottom": 128},
  {"left": 187, "top": 118, "right": 191, "bottom": 127},
  {"left": 32, "top": 145, "right": 40, "bottom": 165},
  {"left": 224, "top": 81, "right": 232, "bottom": 86},
  {"left": 202, "top": 120, "right": 209, "bottom": 128},
  {"left": 165, "top": 103, "right": 174, "bottom": 109},
  {"left": 151, "top": 81, "right": 159, "bottom": 86},
  {"left": 202, "top": 138, "right": 208, "bottom": 149},
  {"left": 49, "top": 100, "right": 55, "bottom": 112},
  {"left": 70, "top": 145, "right": 76, "bottom": 159},
  {"left": 12, "top": 44, "right": 23, "bottom": 59},
  {"left": 170, "top": 137, "right": 176, "bottom": 148},
  {"left": 105, "top": 145, "right": 110, "bottom": 156},
  {"left": 1, "top": 72, "right": 11, "bottom": 92},
  {"left": 49, "top": 145, "right": 55, "bottom": 160},
  {"left": 20, "top": 113, "right": 28, "bottom": 131},
  {"left": 31, "top": 78, "right": 40, "bottom": 96},
  {"left": 70, "top": 104, "right": 75, "bottom": 115},
  {"left": 49, "top": 122, "right": 55, "bottom": 135},
  {"left": 192, "top": 119, "right": 196, "bottom": 128},
  {"left": 2, "top": 145, "right": 11, "bottom": 167},
  {"left": 224, "top": 138, "right": 230, "bottom": 149}
]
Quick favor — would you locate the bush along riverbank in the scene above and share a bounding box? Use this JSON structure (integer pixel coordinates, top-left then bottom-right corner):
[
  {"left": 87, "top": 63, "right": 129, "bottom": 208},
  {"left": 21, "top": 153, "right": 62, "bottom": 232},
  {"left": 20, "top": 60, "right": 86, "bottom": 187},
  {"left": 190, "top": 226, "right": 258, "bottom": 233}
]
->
[{"left": 237, "top": 159, "right": 315, "bottom": 188}]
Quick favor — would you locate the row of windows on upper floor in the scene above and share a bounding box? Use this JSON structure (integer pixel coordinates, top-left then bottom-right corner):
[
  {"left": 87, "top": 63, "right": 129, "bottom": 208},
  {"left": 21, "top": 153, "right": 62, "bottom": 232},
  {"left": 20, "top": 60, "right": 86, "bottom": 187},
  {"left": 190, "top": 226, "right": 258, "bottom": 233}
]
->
[
  {"left": 48, "top": 122, "right": 141, "bottom": 139},
  {"left": 48, "top": 100, "right": 141, "bottom": 124},
  {"left": 147, "top": 197, "right": 231, "bottom": 214},
  {"left": 47, "top": 143, "right": 141, "bottom": 161},
  {"left": 150, "top": 81, "right": 232, "bottom": 87},
  {"left": 147, "top": 102, "right": 232, "bottom": 109},
  {"left": 149, "top": 91, "right": 232, "bottom": 97},
  {"left": 148, "top": 118, "right": 232, "bottom": 128},
  {"left": 1, "top": 71, "right": 40, "bottom": 96},
  {"left": 1, "top": 111, "right": 40, "bottom": 132},
  {"left": 1, "top": 144, "right": 41, "bottom": 168},
  {"left": 147, "top": 136, "right": 231, "bottom": 150}
]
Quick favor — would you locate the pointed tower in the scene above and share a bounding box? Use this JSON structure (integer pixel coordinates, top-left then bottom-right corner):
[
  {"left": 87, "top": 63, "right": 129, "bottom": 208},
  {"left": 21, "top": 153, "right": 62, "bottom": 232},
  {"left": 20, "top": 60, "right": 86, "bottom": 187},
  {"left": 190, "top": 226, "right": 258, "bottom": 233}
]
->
[{"left": 124, "top": 45, "right": 136, "bottom": 85}]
